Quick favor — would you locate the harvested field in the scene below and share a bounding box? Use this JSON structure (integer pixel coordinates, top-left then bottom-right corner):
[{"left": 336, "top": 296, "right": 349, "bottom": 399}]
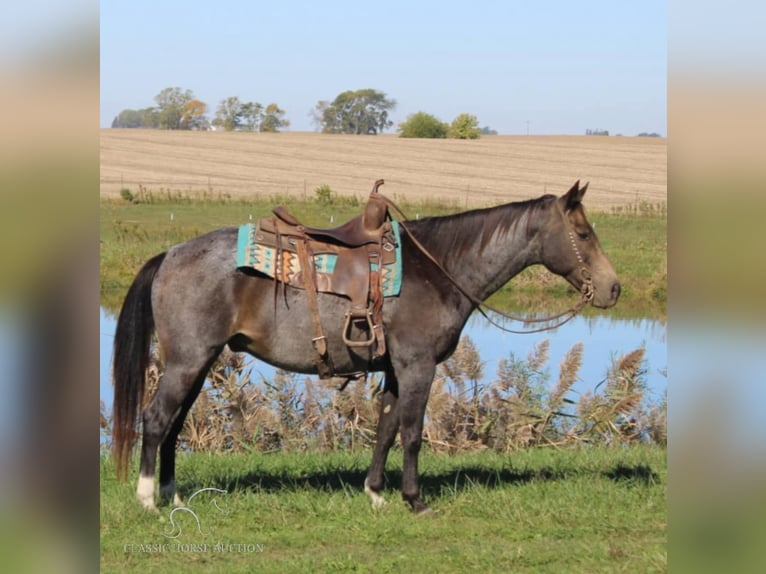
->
[{"left": 100, "top": 130, "right": 666, "bottom": 211}]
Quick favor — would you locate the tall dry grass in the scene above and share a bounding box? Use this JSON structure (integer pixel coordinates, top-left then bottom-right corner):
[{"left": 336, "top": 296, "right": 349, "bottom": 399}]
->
[{"left": 101, "top": 336, "right": 666, "bottom": 455}]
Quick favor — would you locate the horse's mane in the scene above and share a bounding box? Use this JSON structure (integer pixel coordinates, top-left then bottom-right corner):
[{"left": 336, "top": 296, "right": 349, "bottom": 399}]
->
[{"left": 402, "top": 194, "right": 555, "bottom": 262}]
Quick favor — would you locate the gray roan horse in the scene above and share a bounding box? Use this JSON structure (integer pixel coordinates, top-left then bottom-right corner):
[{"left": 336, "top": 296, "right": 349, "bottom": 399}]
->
[{"left": 112, "top": 180, "right": 620, "bottom": 514}]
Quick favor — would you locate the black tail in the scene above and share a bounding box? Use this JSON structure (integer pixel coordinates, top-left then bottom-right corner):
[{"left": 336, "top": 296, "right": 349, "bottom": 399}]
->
[{"left": 112, "top": 252, "right": 166, "bottom": 480}]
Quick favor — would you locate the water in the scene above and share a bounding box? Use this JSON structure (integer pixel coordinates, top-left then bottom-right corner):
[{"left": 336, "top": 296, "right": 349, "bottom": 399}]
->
[
  {"left": 100, "top": 307, "right": 666, "bottom": 411},
  {"left": 464, "top": 313, "right": 666, "bottom": 400}
]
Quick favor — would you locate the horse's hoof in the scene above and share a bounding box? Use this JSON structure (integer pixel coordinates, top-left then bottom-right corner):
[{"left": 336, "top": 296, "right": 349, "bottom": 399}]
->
[
  {"left": 409, "top": 499, "right": 434, "bottom": 516},
  {"left": 139, "top": 501, "right": 160, "bottom": 514},
  {"left": 137, "top": 494, "right": 159, "bottom": 512},
  {"left": 159, "top": 481, "right": 185, "bottom": 507},
  {"left": 414, "top": 506, "right": 437, "bottom": 517},
  {"left": 364, "top": 479, "right": 387, "bottom": 510}
]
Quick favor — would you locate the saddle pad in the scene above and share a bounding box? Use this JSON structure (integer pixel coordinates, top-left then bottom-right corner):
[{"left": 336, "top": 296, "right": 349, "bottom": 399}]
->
[{"left": 236, "top": 220, "right": 402, "bottom": 297}]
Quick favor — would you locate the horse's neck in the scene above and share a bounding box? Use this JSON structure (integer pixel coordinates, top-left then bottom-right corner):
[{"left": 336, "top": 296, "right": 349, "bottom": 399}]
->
[{"left": 409, "top": 204, "right": 544, "bottom": 302}]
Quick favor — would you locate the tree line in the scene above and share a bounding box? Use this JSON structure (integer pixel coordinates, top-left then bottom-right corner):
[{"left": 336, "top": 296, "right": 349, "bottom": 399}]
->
[
  {"left": 111, "top": 86, "right": 496, "bottom": 138},
  {"left": 111, "top": 87, "right": 289, "bottom": 133}
]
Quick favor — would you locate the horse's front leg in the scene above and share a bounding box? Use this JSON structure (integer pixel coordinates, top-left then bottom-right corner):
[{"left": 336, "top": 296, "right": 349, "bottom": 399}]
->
[
  {"left": 396, "top": 360, "right": 436, "bottom": 514},
  {"left": 364, "top": 367, "right": 400, "bottom": 509}
]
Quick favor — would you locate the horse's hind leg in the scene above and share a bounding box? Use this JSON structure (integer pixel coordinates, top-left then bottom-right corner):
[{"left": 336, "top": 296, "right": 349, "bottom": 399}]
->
[
  {"left": 364, "top": 367, "right": 400, "bottom": 509},
  {"left": 158, "top": 371, "right": 208, "bottom": 506},
  {"left": 137, "top": 351, "right": 219, "bottom": 510}
]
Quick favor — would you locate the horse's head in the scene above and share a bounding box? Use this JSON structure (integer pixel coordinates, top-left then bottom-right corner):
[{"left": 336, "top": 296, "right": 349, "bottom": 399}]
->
[{"left": 540, "top": 181, "right": 621, "bottom": 309}]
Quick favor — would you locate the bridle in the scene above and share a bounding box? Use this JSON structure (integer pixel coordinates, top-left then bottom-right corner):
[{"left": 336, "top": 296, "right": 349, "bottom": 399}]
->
[
  {"left": 566, "top": 229, "right": 596, "bottom": 304},
  {"left": 381, "top": 194, "right": 595, "bottom": 335}
]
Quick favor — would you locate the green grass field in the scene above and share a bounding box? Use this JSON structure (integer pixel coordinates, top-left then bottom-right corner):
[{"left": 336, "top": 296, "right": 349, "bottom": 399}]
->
[
  {"left": 100, "top": 446, "right": 666, "bottom": 573},
  {"left": 100, "top": 193, "right": 666, "bottom": 572},
  {"left": 99, "top": 195, "right": 666, "bottom": 318}
]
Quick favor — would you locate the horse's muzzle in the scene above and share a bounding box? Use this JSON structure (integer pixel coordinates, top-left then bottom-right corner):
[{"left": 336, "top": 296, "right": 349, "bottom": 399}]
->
[
  {"left": 593, "top": 280, "right": 621, "bottom": 309},
  {"left": 592, "top": 281, "right": 622, "bottom": 309},
  {"left": 611, "top": 281, "right": 621, "bottom": 301}
]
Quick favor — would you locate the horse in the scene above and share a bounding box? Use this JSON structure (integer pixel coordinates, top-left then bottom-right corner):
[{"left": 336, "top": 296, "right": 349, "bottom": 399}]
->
[{"left": 112, "top": 180, "right": 620, "bottom": 514}]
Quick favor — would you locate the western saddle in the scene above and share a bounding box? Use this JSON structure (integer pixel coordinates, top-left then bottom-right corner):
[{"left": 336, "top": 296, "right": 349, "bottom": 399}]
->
[{"left": 257, "top": 180, "right": 396, "bottom": 378}]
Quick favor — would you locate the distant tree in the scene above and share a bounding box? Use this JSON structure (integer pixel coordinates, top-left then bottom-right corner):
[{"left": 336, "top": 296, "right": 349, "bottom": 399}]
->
[
  {"left": 154, "top": 87, "right": 195, "bottom": 129},
  {"left": 448, "top": 113, "right": 481, "bottom": 139},
  {"left": 637, "top": 132, "right": 661, "bottom": 138},
  {"left": 139, "top": 107, "right": 158, "bottom": 128},
  {"left": 309, "top": 100, "right": 328, "bottom": 130},
  {"left": 111, "top": 108, "right": 144, "bottom": 128},
  {"left": 213, "top": 98, "right": 290, "bottom": 132},
  {"left": 313, "top": 89, "right": 396, "bottom": 134},
  {"left": 260, "top": 103, "right": 290, "bottom": 132},
  {"left": 111, "top": 107, "right": 159, "bottom": 128},
  {"left": 398, "top": 112, "right": 448, "bottom": 138},
  {"left": 586, "top": 128, "right": 609, "bottom": 136},
  {"left": 479, "top": 126, "right": 498, "bottom": 135},
  {"left": 213, "top": 96, "right": 243, "bottom": 131},
  {"left": 180, "top": 99, "right": 208, "bottom": 130},
  {"left": 239, "top": 101, "right": 263, "bottom": 131}
]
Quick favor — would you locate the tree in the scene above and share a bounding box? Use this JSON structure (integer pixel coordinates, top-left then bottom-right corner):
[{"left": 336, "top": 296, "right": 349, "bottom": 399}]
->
[
  {"left": 139, "top": 107, "right": 158, "bottom": 128},
  {"left": 213, "top": 98, "right": 290, "bottom": 132},
  {"left": 180, "top": 99, "right": 208, "bottom": 130},
  {"left": 111, "top": 108, "right": 144, "bottom": 128},
  {"left": 398, "top": 112, "right": 448, "bottom": 138},
  {"left": 448, "top": 113, "right": 481, "bottom": 139},
  {"left": 111, "top": 107, "right": 158, "bottom": 128},
  {"left": 260, "top": 103, "right": 290, "bottom": 132},
  {"left": 213, "top": 96, "right": 243, "bottom": 131},
  {"left": 239, "top": 101, "right": 263, "bottom": 131},
  {"left": 309, "top": 100, "right": 330, "bottom": 130},
  {"left": 313, "top": 89, "right": 396, "bottom": 134},
  {"left": 154, "top": 87, "right": 195, "bottom": 129}
]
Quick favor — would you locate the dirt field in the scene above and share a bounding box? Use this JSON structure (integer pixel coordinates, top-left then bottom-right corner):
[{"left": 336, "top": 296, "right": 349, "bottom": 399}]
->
[{"left": 100, "top": 130, "right": 666, "bottom": 211}]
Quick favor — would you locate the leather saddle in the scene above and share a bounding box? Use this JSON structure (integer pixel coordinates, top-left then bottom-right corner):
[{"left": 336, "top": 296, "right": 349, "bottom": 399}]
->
[
  {"left": 255, "top": 180, "right": 396, "bottom": 378},
  {"left": 271, "top": 179, "right": 390, "bottom": 246}
]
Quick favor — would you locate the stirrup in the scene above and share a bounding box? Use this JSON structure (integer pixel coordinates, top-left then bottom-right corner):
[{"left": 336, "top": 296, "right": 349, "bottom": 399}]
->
[{"left": 342, "top": 308, "right": 376, "bottom": 347}]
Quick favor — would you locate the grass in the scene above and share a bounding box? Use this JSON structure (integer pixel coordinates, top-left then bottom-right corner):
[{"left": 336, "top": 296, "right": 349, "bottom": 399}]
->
[
  {"left": 100, "top": 446, "right": 666, "bottom": 573},
  {"left": 99, "top": 194, "right": 666, "bottom": 319}
]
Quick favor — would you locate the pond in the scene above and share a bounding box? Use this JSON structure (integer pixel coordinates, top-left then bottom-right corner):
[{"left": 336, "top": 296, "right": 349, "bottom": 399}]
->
[{"left": 100, "top": 307, "right": 666, "bottom": 412}]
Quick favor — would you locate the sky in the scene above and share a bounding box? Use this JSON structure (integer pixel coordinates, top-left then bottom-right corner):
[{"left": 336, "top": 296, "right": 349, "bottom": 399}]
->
[{"left": 100, "top": 1, "right": 666, "bottom": 135}]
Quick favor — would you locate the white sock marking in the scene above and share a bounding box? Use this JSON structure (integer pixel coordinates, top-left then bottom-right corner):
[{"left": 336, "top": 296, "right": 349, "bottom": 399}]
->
[
  {"left": 136, "top": 474, "right": 156, "bottom": 510},
  {"left": 364, "top": 478, "right": 387, "bottom": 509}
]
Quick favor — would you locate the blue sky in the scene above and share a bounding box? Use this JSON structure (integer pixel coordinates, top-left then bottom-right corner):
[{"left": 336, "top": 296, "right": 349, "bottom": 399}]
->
[{"left": 100, "top": 1, "right": 666, "bottom": 135}]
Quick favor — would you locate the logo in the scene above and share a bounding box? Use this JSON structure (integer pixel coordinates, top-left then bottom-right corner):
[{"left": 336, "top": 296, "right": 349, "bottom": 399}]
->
[{"left": 162, "top": 487, "right": 228, "bottom": 539}]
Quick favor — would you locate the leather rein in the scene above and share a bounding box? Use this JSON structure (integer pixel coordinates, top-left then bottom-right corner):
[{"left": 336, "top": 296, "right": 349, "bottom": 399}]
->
[{"left": 380, "top": 195, "right": 595, "bottom": 335}]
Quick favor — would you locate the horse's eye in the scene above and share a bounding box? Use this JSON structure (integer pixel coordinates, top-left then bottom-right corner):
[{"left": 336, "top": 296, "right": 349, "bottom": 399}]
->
[{"left": 577, "top": 230, "right": 590, "bottom": 240}]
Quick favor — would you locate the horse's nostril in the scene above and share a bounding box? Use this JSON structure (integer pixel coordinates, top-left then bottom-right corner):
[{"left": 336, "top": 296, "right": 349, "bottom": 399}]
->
[{"left": 611, "top": 282, "right": 621, "bottom": 300}]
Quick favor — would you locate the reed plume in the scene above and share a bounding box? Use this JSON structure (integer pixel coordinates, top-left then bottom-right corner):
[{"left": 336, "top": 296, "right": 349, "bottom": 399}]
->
[{"left": 114, "top": 339, "right": 662, "bottom": 456}]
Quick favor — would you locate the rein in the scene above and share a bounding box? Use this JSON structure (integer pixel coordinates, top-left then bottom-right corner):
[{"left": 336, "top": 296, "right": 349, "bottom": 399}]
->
[{"left": 380, "top": 194, "right": 594, "bottom": 335}]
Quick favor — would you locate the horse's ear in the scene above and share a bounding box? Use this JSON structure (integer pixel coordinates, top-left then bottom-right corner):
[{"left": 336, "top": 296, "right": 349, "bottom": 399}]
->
[{"left": 560, "top": 180, "right": 588, "bottom": 211}]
